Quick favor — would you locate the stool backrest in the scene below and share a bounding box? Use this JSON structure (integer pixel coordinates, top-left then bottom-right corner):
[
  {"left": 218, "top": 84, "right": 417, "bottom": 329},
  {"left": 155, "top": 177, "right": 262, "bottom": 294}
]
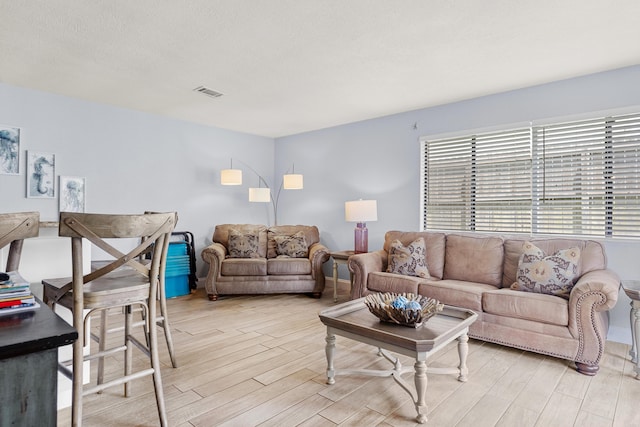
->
[
  {"left": 50, "top": 212, "right": 177, "bottom": 303},
  {"left": 0, "top": 211, "right": 40, "bottom": 272}
]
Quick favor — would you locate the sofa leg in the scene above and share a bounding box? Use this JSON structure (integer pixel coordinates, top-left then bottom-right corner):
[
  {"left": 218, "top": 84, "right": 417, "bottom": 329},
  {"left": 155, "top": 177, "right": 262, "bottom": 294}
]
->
[
  {"left": 575, "top": 362, "right": 599, "bottom": 376},
  {"left": 208, "top": 294, "right": 218, "bottom": 301}
]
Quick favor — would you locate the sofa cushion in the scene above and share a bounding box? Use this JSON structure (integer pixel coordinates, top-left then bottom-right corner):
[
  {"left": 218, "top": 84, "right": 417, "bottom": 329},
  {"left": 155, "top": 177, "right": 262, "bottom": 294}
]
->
[
  {"left": 482, "top": 289, "right": 569, "bottom": 326},
  {"left": 368, "top": 271, "right": 420, "bottom": 295},
  {"left": 227, "top": 229, "right": 260, "bottom": 258},
  {"left": 220, "top": 258, "right": 267, "bottom": 276},
  {"left": 213, "top": 224, "right": 268, "bottom": 258},
  {"left": 511, "top": 242, "right": 580, "bottom": 299},
  {"left": 267, "top": 225, "right": 320, "bottom": 258},
  {"left": 443, "top": 234, "right": 504, "bottom": 286},
  {"left": 418, "top": 279, "right": 497, "bottom": 312},
  {"left": 273, "top": 231, "right": 308, "bottom": 258},
  {"left": 267, "top": 258, "right": 312, "bottom": 275},
  {"left": 502, "top": 237, "right": 606, "bottom": 288},
  {"left": 387, "top": 237, "right": 430, "bottom": 278},
  {"left": 384, "top": 231, "right": 446, "bottom": 279}
]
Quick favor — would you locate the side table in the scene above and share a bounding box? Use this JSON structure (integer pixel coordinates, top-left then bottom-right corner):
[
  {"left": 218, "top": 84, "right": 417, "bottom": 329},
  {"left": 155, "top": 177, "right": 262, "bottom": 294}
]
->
[
  {"left": 621, "top": 280, "right": 640, "bottom": 379},
  {"left": 331, "top": 251, "right": 354, "bottom": 303}
]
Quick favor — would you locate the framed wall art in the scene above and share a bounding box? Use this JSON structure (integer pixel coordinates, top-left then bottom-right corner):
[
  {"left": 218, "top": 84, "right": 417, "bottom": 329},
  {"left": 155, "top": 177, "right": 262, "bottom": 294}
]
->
[
  {"left": 59, "top": 176, "right": 86, "bottom": 212},
  {"left": 26, "top": 151, "right": 55, "bottom": 198},
  {"left": 0, "top": 125, "right": 20, "bottom": 175}
]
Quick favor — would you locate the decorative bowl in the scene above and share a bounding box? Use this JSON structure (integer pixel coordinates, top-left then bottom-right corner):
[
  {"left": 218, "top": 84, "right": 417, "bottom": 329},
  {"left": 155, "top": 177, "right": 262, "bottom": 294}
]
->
[{"left": 364, "top": 292, "right": 444, "bottom": 328}]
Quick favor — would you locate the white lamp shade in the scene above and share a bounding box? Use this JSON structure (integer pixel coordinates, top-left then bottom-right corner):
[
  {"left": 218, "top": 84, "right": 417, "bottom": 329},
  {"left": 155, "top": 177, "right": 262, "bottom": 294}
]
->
[
  {"left": 221, "top": 169, "right": 242, "bottom": 185},
  {"left": 249, "top": 187, "right": 271, "bottom": 202},
  {"left": 283, "top": 173, "right": 303, "bottom": 189},
  {"left": 345, "top": 200, "right": 378, "bottom": 222}
]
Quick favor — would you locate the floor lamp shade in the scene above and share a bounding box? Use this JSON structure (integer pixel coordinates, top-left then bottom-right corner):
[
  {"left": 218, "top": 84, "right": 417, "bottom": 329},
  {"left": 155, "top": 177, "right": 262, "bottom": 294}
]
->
[
  {"left": 219, "top": 159, "right": 304, "bottom": 225},
  {"left": 249, "top": 187, "right": 271, "bottom": 202},
  {"left": 345, "top": 200, "right": 378, "bottom": 253},
  {"left": 283, "top": 173, "right": 303, "bottom": 189},
  {"left": 221, "top": 169, "right": 242, "bottom": 185}
]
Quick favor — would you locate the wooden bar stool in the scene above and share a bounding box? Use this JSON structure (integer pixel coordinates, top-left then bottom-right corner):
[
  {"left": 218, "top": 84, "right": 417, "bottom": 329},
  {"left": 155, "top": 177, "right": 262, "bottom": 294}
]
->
[
  {"left": 42, "top": 212, "right": 176, "bottom": 427},
  {"left": 0, "top": 211, "right": 39, "bottom": 272},
  {"left": 93, "top": 212, "right": 179, "bottom": 386}
]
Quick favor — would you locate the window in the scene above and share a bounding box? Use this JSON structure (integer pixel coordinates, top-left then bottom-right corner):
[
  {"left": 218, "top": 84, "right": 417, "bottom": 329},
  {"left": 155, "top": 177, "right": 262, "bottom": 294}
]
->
[
  {"left": 421, "top": 112, "right": 640, "bottom": 238},
  {"left": 421, "top": 128, "right": 531, "bottom": 232}
]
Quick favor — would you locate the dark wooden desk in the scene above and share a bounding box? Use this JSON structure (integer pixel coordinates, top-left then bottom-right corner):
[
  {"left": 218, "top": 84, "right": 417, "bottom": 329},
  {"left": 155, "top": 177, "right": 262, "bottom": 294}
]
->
[{"left": 0, "top": 298, "right": 78, "bottom": 426}]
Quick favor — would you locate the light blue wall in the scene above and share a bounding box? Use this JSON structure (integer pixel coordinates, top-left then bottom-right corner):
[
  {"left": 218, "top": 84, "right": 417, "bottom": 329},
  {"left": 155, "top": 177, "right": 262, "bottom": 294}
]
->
[
  {"left": 2, "top": 66, "right": 639, "bottom": 343},
  {"left": 275, "top": 65, "right": 640, "bottom": 344},
  {"left": 0, "top": 82, "right": 275, "bottom": 275}
]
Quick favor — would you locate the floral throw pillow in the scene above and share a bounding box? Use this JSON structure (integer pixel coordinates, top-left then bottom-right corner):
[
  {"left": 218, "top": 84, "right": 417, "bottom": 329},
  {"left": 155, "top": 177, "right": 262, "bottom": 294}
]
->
[
  {"left": 386, "top": 237, "right": 430, "bottom": 278},
  {"left": 273, "top": 231, "right": 308, "bottom": 258},
  {"left": 511, "top": 242, "right": 581, "bottom": 299},
  {"left": 227, "top": 229, "right": 260, "bottom": 258}
]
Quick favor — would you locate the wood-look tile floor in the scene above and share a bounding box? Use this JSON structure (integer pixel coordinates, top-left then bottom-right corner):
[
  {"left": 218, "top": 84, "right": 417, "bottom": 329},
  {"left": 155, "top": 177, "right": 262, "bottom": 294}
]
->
[{"left": 57, "top": 282, "right": 640, "bottom": 427}]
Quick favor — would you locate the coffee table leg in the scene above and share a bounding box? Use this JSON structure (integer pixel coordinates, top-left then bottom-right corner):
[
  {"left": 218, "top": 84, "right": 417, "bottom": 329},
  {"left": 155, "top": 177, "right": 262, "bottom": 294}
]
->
[
  {"left": 326, "top": 331, "right": 336, "bottom": 384},
  {"left": 332, "top": 260, "right": 338, "bottom": 303},
  {"left": 457, "top": 332, "right": 469, "bottom": 382},
  {"left": 414, "top": 359, "right": 428, "bottom": 424}
]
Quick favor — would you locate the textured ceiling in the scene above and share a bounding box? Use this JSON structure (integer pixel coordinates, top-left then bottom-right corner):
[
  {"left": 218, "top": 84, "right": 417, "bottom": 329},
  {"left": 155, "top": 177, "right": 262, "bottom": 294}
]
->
[{"left": 1, "top": 1, "right": 639, "bottom": 138}]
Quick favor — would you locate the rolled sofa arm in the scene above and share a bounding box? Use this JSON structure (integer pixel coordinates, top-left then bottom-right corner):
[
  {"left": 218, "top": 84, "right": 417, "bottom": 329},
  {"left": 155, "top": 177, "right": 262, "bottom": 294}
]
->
[
  {"left": 200, "top": 242, "right": 227, "bottom": 300},
  {"left": 568, "top": 268, "right": 620, "bottom": 368},
  {"left": 348, "top": 250, "right": 387, "bottom": 299},
  {"left": 309, "top": 243, "right": 331, "bottom": 284}
]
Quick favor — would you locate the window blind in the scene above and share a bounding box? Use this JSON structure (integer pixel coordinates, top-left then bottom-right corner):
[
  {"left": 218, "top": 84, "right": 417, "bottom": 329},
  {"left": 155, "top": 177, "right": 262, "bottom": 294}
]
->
[
  {"left": 533, "top": 113, "right": 640, "bottom": 237},
  {"left": 421, "top": 111, "right": 640, "bottom": 238},
  {"left": 423, "top": 128, "right": 531, "bottom": 232}
]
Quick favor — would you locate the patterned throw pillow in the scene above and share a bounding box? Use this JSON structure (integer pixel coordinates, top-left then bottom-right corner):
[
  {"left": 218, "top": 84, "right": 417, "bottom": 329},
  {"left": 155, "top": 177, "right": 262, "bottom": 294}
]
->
[
  {"left": 227, "top": 229, "right": 260, "bottom": 258},
  {"left": 386, "top": 237, "right": 430, "bottom": 278},
  {"left": 511, "top": 241, "right": 581, "bottom": 299},
  {"left": 273, "top": 231, "right": 308, "bottom": 258}
]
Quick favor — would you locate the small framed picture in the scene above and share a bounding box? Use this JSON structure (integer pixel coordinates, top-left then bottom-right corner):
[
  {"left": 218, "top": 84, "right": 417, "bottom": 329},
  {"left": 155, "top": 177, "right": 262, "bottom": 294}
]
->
[
  {"left": 26, "top": 151, "right": 56, "bottom": 198},
  {"left": 0, "top": 125, "right": 20, "bottom": 175},
  {"left": 59, "top": 176, "right": 86, "bottom": 212}
]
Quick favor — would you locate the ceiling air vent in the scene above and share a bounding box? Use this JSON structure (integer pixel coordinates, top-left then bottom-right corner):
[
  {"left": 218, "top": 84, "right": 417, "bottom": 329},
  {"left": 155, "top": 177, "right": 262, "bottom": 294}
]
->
[{"left": 193, "top": 86, "right": 224, "bottom": 98}]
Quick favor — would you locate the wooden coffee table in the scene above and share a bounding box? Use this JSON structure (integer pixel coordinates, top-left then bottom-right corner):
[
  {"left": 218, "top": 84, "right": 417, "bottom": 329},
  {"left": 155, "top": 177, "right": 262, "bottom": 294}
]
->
[{"left": 319, "top": 298, "right": 478, "bottom": 424}]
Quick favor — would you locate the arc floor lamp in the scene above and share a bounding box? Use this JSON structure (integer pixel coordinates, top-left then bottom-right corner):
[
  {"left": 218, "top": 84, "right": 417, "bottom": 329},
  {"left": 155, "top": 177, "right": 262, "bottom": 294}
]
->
[{"left": 221, "top": 159, "right": 303, "bottom": 225}]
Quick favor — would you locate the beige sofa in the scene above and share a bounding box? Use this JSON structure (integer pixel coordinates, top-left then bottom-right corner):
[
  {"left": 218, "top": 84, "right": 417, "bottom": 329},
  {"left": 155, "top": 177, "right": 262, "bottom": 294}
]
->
[
  {"left": 348, "top": 231, "right": 620, "bottom": 375},
  {"left": 201, "top": 224, "right": 330, "bottom": 300}
]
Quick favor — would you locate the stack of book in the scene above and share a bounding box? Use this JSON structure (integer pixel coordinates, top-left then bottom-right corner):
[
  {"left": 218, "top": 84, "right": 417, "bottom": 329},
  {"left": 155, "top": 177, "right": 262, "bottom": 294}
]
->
[{"left": 0, "top": 271, "right": 39, "bottom": 315}]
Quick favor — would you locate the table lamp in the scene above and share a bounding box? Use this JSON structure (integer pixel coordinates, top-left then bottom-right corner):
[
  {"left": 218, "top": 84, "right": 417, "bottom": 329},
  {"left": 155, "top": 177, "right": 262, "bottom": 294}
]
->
[{"left": 345, "top": 199, "right": 377, "bottom": 253}]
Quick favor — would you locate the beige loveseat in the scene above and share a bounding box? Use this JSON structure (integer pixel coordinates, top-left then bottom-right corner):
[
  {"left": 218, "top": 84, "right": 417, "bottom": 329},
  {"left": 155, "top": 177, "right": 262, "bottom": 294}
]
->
[
  {"left": 201, "top": 224, "right": 330, "bottom": 301},
  {"left": 348, "top": 231, "right": 620, "bottom": 375}
]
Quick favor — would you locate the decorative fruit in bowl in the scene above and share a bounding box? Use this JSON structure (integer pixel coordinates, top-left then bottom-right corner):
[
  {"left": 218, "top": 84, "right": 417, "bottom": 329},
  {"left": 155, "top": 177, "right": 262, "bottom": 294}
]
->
[{"left": 364, "top": 292, "right": 444, "bottom": 328}]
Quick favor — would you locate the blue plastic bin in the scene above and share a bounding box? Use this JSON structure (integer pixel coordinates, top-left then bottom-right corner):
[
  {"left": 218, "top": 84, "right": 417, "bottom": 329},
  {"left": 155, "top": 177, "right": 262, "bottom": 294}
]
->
[{"left": 164, "top": 241, "right": 192, "bottom": 298}]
